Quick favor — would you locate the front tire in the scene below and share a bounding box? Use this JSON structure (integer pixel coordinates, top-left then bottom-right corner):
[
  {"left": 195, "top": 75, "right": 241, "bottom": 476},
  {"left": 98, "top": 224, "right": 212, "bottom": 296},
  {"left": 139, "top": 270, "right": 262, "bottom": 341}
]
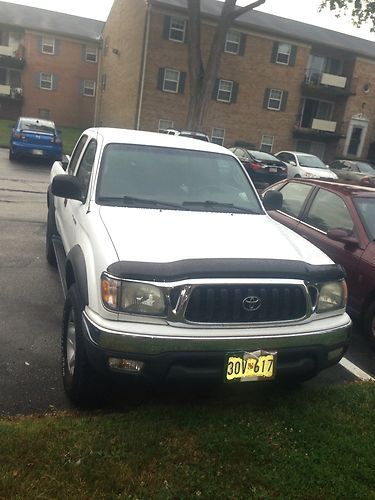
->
[
  {"left": 9, "top": 149, "right": 15, "bottom": 161},
  {"left": 62, "top": 284, "right": 107, "bottom": 406},
  {"left": 363, "top": 300, "right": 375, "bottom": 350}
]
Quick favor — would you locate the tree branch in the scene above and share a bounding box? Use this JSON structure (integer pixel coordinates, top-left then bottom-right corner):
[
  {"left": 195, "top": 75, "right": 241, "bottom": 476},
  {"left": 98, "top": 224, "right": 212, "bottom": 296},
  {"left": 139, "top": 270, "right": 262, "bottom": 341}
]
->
[{"left": 229, "top": 0, "right": 266, "bottom": 21}]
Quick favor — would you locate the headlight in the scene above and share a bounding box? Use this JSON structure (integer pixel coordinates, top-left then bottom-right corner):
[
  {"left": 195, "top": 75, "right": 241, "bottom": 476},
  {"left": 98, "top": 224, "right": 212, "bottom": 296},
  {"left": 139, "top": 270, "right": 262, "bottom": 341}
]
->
[
  {"left": 101, "top": 274, "right": 166, "bottom": 316},
  {"left": 316, "top": 280, "right": 347, "bottom": 313},
  {"left": 304, "top": 172, "right": 318, "bottom": 178}
]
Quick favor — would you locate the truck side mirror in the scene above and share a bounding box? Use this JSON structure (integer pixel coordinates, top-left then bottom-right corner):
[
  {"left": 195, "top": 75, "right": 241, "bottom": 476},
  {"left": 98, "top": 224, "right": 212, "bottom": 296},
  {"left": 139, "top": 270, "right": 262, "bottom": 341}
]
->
[
  {"left": 52, "top": 175, "right": 82, "bottom": 202},
  {"left": 262, "top": 190, "right": 283, "bottom": 211}
]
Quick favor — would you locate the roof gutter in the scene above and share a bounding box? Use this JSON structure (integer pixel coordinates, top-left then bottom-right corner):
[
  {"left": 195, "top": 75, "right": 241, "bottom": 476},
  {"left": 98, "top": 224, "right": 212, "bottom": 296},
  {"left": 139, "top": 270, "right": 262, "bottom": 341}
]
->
[{"left": 136, "top": 0, "right": 152, "bottom": 130}]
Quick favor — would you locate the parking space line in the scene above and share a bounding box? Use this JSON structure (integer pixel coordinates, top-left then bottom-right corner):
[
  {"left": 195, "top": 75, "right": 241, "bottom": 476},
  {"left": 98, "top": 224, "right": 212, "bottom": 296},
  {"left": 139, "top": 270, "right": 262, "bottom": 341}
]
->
[{"left": 339, "top": 357, "right": 375, "bottom": 382}]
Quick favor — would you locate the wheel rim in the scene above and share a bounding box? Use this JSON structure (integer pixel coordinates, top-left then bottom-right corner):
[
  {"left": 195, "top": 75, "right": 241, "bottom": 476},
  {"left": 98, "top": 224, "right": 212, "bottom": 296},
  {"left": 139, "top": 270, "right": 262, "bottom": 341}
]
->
[{"left": 66, "top": 308, "right": 76, "bottom": 376}]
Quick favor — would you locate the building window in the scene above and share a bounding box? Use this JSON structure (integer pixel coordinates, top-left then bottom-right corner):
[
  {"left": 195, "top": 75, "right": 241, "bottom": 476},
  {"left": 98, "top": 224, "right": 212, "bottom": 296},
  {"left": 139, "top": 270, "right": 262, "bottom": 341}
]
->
[
  {"left": 225, "top": 31, "right": 241, "bottom": 54},
  {"left": 276, "top": 43, "right": 291, "bottom": 65},
  {"left": 38, "top": 108, "right": 50, "bottom": 119},
  {"left": 163, "top": 69, "right": 180, "bottom": 93},
  {"left": 211, "top": 128, "right": 225, "bottom": 146},
  {"left": 260, "top": 135, "right": 274, "bottom": 153},
  {"left": 40, "top": 72, "right": 53, "bottom": 90},
  {"left": 82, "top": 80, "right": 96, "bottom": 97},
  {"left": 85, "top": 46, "right": 98, "bottom": 63},
  {"left": 169, "top": 17, "right": 186, "bottom": 42},
  {"left": 268, "top": 89, "right": 283, "bottom": 110},
  {"left": 217, "top": 80, "right": 233, "bottom": 102},
  {"left": 42, "top": 37, "right": 55, "bottom": 54},
  {"left": 158, "top": 119, "right": 174, "bottom": 132}
]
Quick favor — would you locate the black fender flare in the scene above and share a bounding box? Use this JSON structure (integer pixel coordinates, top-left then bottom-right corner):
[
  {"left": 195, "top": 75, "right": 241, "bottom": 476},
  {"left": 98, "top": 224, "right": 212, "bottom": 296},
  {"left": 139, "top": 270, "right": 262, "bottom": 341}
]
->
[{"left": 66, "top": 245, "right": 88, "bottom": 308}]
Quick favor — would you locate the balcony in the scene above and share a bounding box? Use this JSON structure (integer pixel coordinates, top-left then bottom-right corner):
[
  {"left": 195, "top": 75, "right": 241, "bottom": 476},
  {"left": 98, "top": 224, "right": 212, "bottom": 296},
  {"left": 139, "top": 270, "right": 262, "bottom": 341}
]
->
[
  {"left": 0, "top": 44, "right": 25, "bottom": 69},
  {"left": 302, "top": 69, "right": 356, "bottom": 97},
  {"left": 293, "top": 116, "right": 343, "bottom": 142},
  {"left": 0, "top": 84, "right": 23, "bottom": 101}
]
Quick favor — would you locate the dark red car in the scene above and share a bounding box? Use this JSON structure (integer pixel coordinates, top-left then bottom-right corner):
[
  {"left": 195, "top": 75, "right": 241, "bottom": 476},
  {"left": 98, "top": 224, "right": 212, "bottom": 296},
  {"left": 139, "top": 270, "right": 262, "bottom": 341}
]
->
[{"left": 262, "top": 179, "right": 375, "bottom": 349}]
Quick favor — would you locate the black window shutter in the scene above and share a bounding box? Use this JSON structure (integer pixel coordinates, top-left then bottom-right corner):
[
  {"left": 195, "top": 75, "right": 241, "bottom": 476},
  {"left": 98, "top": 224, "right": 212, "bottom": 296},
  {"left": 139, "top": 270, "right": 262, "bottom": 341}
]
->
[
  {"left": 184, "top": 21, "right": 189, "bottom": 43},
  {"left": 178, "top": 71, "right": 186, "bottom": 94},
  {"left": 280, "top": 91, "right": 288, "bottom": 111},
  {"left": 271, "top": 41, "right": 278, "bottom": 63},
  {"left": 289, "top": 45, "right": 297, "bottom": 66},
  {"left": 239, "top": 33, "right": 246, "bottom": 56},
  {"left": 231, "top": 81, "right": 239, "bottom": 103},
  {"left": 163, "top": 16, "right": 171, "bottom": 39},
  {"left": 157, "top": 68, "right": 165, "bottom": 90},
  {"left": 263, "top": 88, "right": 271, "bottom": 108},
  {"left": 212, "top": 79, "right": 219, "bottom": 100}
]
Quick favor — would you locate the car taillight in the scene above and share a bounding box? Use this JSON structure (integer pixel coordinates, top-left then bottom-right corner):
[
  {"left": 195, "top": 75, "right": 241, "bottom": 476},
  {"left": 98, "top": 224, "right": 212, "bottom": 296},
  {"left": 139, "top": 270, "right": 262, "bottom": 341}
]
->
[{"left": 250, "top": 161, "right": 262, "bottom": 171}]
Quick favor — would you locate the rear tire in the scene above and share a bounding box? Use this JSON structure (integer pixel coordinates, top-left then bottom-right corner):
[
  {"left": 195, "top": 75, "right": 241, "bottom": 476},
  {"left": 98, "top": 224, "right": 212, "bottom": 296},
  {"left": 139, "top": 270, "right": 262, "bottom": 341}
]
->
[
  {"left": 363, "top": 300, "right": 375, "bottom": 350},
  {"left": 62, "top": 284, "right": 107, "bottom": 406}
]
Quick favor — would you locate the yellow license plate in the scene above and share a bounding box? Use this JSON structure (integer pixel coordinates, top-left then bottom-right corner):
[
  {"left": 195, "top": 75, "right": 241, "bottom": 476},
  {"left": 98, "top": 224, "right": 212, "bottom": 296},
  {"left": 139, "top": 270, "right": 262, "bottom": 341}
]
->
[{"left": 225, "top": 351, "right": 276, "bottom": 382}]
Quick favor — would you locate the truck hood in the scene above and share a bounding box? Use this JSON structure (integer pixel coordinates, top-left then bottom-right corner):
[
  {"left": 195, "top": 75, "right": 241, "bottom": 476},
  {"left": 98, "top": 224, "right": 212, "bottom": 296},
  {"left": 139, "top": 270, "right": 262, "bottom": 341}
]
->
[{"left": 99, "top": 207, "right": 333, "bottom": 266}]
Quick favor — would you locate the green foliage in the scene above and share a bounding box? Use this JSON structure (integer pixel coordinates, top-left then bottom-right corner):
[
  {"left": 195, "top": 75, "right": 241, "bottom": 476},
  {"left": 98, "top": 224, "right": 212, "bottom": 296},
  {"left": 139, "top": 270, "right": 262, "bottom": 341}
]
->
[
  {"left": 0, "top": 383, "right": 374, "bottom": 499},
  {"left": 320, "top": 0, "right": 375, "bottom": 29}
]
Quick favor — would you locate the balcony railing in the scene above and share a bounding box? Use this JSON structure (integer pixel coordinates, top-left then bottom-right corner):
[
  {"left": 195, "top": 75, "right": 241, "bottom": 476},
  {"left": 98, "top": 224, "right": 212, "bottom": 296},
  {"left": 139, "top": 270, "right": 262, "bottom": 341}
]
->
[
  {"left": 293, "top": 115, "right": 343, "bottom": 141},
  {"left": 303, "top": 69, "right": 356, "bottom": 95},
  {"left": 0, "top": 44, "right": 25, "bottom": 69},
  {"left": 0, "top": 84, "right": 23, "bottom": 100}
]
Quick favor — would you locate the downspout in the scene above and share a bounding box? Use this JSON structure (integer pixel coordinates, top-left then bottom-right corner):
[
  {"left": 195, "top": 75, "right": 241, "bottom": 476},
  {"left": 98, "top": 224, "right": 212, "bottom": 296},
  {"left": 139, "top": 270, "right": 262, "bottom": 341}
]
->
[
  {"left": 136, "top": 0, "right": 151, "bottom": 130},
  {"left": 94, "top": 36, "right": 103, "bottom": 126}
]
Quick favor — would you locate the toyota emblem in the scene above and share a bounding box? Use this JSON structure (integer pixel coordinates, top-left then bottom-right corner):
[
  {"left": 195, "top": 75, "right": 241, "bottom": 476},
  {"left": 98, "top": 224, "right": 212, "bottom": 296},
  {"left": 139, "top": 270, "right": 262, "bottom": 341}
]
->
[{"left": 242, "top": 296, "right": 262, "bottom": 312}]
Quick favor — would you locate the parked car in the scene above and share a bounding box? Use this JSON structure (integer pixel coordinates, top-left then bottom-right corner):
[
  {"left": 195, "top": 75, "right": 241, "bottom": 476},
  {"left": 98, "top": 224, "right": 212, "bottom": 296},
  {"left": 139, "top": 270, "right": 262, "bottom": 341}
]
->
[
  {"left": 9, "top": 117, "right": 63, "bottom": 162},
  {"left": 329, "top": 159, "right": 375, "bottom": 186},
  {"left": 263, "top": 178, "right": 375, "bottom": 349},
  {"left": 229, "top": 147, "right": 287, "bottom": 188},
  {"left": 46, "top": 128, "right": 350, "bottom": 404},
  {"left": 275, "top": 151, "right": 338, "bottom": 180},
  {"left": 160, "top": 128, "right": 210, "bottom": 142}
]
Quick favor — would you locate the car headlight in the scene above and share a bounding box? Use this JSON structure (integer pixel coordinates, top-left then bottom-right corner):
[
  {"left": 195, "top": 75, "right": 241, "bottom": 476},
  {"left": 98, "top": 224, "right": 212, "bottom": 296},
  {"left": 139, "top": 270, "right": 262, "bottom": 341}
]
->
[
  {"left": 316, "top": 280, "right": 347, "bottom": 313},
  {"left": 101, "top": 274, "right": 166, "bottom": 315},
  {"left": 304, "top": 172, "right": 318, "bottom": 178}
]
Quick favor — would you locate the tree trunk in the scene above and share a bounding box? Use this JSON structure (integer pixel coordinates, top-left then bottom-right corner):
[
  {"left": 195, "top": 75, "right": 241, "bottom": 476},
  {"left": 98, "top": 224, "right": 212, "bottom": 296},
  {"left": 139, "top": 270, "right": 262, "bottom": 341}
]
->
[{"left": 186, "top": 0, "right": 265, "bottom": 132}]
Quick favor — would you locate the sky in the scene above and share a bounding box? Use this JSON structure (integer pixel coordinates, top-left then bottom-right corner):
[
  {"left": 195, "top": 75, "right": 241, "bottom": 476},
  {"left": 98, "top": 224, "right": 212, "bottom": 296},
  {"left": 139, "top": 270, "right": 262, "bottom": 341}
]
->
[{"left": 3, "top": 0, "right": 375, "bottom": 41}]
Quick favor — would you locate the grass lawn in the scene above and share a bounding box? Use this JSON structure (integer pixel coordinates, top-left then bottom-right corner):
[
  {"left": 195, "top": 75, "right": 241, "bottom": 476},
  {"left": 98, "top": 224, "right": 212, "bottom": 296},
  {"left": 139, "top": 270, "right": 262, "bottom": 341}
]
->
[
  {"left": 0, "top": 119, "right": 82, "bottom": 155},
  {"left": 1, "top": 382, "right": 374, "bottom": 499}
]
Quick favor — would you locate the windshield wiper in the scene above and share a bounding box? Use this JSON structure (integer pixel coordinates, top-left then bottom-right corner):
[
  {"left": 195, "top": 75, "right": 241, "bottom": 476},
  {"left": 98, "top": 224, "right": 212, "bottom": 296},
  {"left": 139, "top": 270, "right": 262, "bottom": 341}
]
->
[
  {"left": 98, "top": 195, "right": 187, "bottom": 210},
  {"left": 182, "top": 200, "right": 257, "bottom": 213}
]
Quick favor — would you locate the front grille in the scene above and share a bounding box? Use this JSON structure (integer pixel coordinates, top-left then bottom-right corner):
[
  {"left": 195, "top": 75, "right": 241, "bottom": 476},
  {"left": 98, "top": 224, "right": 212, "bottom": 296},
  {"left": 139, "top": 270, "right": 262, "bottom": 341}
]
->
[{"left": 184, "top": 284, "right": 307, "bottom": 323}]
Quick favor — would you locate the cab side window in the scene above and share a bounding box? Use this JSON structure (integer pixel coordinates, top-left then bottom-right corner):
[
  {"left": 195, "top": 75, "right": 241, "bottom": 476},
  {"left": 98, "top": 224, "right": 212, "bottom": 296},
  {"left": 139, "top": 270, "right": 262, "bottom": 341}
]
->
[
  {"left": 76, "top": 139, "right": 97, "bottom": 201},
  {"left": 68, "top": 134, "right": 88, "bottom": 175},
  {"left": 304, "top": 189, "right": 354, "bottom": 233},
  {"left": 278, "top": 182, "right": 313, "bottom": 218}
]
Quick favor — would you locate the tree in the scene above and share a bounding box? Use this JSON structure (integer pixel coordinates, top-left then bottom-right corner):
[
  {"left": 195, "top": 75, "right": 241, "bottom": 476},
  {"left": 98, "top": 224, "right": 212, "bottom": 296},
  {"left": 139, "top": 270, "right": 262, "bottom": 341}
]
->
[
  {"left": 186, "top": 0, "right": 265, "bottom": 131},
  {"left": 319, "top": 1, "right": 375, "bottom": 30}
]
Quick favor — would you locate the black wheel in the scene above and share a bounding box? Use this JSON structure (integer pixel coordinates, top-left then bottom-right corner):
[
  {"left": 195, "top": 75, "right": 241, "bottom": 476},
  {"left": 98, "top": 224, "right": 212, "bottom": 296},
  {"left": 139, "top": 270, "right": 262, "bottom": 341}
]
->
[
  {"left": 294, "top": 174, "right": 301, "bottom": 178},
  {"left": 62, "top": 284, "right": 107, "bottom": 406},
  {"left": 363, "top": 300, "right": 375, "bottom": 350},
  {"left": 9, "top": 149, "right": 15, "bottom": 161},
  {"left": 46, "top": 206, "right": 57, "bottom": 266}
]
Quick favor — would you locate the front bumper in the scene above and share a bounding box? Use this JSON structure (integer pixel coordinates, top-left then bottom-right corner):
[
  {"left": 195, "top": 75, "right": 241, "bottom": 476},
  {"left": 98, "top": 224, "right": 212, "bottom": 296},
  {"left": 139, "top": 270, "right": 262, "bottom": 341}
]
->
[{"left": 81, "top": 310, "right": 352, "bottom": 383}]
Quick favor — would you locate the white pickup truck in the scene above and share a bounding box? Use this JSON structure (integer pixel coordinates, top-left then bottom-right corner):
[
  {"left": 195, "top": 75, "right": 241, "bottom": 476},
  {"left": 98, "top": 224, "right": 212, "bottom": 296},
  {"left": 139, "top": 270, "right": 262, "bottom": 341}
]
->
[{"left": 47, "top": 128, "right": 351, "bottom": 405}]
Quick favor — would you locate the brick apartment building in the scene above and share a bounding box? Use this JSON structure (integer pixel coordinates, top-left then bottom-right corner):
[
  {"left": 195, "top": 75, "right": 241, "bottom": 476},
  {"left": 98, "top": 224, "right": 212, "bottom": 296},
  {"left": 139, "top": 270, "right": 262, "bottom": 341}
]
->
[
  {"left": 0, "top": 1, "right": 104, "bottom": 127},
  {"left": 98, "top": 0, "right": 375, "bottom": 162}
]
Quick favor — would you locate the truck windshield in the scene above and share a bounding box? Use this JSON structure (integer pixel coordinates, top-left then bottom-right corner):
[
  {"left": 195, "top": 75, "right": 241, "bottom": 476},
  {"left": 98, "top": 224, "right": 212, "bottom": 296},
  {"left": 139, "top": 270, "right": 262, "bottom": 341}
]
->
[{"left": 96, "top": 144, "right": 263, "bottom": 214}]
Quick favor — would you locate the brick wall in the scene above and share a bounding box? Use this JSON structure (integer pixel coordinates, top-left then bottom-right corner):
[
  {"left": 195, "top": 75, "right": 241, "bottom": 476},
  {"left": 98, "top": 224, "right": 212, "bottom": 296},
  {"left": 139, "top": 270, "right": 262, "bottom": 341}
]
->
[
  {"left": 21, "top": 31, "right": 99, "bottom": 127},
  {"left": 98, "top": 0, "right": 148, "bottom": 128}
]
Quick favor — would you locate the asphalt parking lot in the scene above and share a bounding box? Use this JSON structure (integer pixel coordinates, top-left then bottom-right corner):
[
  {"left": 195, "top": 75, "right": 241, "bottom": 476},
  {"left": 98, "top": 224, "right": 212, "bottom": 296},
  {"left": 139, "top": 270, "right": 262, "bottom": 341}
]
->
[{"left": 0, "top": 148, "right": 373, "bottom": 416}]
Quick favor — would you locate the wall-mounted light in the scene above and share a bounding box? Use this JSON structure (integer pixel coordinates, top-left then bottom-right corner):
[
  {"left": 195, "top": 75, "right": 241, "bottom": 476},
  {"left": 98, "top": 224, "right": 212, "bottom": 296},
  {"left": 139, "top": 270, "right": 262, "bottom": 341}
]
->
[{"left": 112, "top": 48, "right": 120, "bottom": 55}]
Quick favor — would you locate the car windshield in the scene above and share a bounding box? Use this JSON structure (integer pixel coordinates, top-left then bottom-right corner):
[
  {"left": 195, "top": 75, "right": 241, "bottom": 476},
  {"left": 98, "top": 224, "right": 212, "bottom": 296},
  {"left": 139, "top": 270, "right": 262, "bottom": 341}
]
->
[
  {"left": 248, "top": 151, "right": 278, "bottom": 161},
  {"left": 19, "top": 118, "right": 56, "bottom": 134},
  {"left": 354, "top": 196, "right": 375, "bottom": 240},
  {"left": 296, "top": 154, "right": 328, "bottom": 169},
  {"left": 96, "top": 144, "right": 263, "bottom": 214},
  {"left": 356, "top": 161, "right": 375, "bottom": 174}
]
